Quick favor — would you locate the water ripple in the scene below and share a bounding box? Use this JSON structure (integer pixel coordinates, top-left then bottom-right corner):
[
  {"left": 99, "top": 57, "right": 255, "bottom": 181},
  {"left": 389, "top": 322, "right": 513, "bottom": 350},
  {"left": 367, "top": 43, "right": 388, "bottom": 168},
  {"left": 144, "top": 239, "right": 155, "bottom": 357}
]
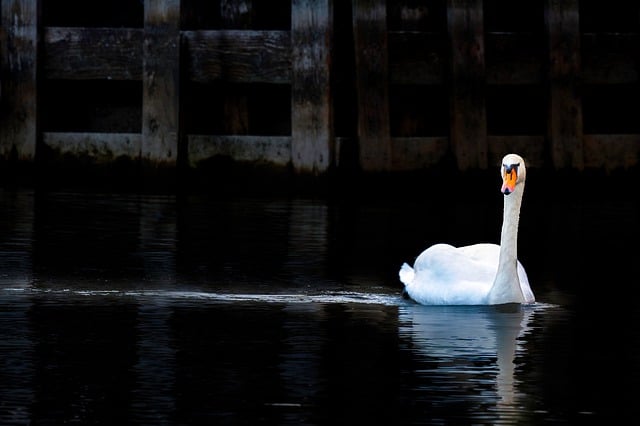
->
[{"left": 1, "top": 286, "right": 404, "bottom": 306}]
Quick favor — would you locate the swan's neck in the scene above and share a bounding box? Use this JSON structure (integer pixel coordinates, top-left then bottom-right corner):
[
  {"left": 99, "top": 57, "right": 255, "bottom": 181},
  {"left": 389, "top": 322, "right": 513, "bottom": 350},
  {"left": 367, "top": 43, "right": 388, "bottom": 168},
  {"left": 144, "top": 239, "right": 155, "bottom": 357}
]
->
[{"left": 488, "top": 183, "right": 525, "bottom": 304}]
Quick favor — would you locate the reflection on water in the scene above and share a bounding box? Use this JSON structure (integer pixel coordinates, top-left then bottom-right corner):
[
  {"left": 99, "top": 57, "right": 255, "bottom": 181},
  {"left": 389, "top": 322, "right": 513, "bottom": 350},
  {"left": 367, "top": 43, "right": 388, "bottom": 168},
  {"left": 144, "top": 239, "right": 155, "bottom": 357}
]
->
[
  {"left": 0, "top": 187, "right": 639, "bottom": 424},
  {"left": 0, "top": 287, "right": 557, "bottom": 425},
  {"left": 399, "top": 303, "right": 539, "bottom": 424}
]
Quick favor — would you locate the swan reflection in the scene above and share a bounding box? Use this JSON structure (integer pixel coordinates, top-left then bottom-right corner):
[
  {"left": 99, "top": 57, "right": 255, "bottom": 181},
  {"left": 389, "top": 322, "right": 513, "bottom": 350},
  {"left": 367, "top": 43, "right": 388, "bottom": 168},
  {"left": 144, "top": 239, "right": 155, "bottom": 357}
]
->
[{"left": 399, "top": 303, "right": 536, "bottom": 419}]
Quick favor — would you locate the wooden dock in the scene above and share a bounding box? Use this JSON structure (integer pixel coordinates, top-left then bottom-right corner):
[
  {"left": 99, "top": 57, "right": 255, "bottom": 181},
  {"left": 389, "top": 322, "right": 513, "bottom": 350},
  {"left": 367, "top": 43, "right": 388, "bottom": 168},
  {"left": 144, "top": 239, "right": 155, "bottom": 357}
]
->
[{"left": 1, "top": 0, "right": 639, "bottom": 181}]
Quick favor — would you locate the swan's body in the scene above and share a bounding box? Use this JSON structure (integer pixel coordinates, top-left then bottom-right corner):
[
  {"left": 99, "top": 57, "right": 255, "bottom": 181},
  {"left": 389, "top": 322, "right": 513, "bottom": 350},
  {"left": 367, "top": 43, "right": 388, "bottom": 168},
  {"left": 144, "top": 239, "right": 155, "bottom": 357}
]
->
[{"left": 399, "top": 153, "right": 535, "bottom": 305}]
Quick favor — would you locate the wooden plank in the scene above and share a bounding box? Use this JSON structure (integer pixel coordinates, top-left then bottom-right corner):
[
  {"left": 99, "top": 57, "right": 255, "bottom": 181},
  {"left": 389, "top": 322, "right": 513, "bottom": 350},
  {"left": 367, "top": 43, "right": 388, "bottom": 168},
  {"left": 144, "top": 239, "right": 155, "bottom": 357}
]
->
[
  {"left": 391, "top": 137, "right": 449, "bottom": 170},
  {"left": 43, "top": 27, "right": 143, "bottom": 80},
  {"left": 43, "top": 132, "right": 141, "bottom": 162},
  {"left": 142, "top": 0, "right": 180, "bottom": 166},
  {"left": 187, "top": 135, "right": 291, "bottom": 167},
  {"left": 184, "top": 30, "right": 291, "bottom": 84},
  {"left": 389, "top": 31, "right": 545, "bottom": 86},
  {"left": 352, "top": 0, "right": 391, "bottom": 171},
  {"left": 291, "top": 0, "right": 333, "bottom": 173},
  {"left": 0, "top": 0, "right": 39, "bottom": 161},
  {"left": 448, "top": 0, "right": 487, "bottom": 170},
  {"left": 220, "top": 0, "right": 252, "bottom": 135},
  {"left": 584, "top": 134, "right": 640, "bottom": 170},
  {"left": 385, "top": 136, "right": 546, "bottom": 172},
  {"left": 545, "top": 0, "right": 583, "bottom": 169}
]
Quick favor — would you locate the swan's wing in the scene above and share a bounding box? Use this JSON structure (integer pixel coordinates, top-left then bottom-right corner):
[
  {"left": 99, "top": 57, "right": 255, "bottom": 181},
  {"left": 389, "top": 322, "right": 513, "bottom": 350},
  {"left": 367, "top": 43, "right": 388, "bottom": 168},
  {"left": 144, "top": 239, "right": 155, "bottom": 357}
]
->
[
  {"left": 458, "top": 243, "right": 501, "bottom": 266},
  {"left": 413, "top": 243, "right": 500, "bottom": 282},
  {"left": 407, "top": 243, "right": 499, "bottom": 304},
  {"left": 404, "top": 243, "right": 535, "bottom": 305}
]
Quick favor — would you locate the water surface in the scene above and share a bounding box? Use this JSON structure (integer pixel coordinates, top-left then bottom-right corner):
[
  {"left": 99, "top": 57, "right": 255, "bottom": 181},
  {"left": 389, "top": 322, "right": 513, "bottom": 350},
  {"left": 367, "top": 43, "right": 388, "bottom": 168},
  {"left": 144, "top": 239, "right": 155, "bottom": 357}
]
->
[{"left": 0, "top": 187, "right": 638, "bottom": 424}]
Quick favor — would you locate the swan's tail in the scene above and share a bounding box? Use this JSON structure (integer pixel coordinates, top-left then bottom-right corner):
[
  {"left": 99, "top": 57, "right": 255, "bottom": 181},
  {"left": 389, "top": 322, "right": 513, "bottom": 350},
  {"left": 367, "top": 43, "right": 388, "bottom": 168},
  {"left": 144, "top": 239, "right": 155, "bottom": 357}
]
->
[{"left": 399, "top": 262, "right": 415, "bottom": 286}]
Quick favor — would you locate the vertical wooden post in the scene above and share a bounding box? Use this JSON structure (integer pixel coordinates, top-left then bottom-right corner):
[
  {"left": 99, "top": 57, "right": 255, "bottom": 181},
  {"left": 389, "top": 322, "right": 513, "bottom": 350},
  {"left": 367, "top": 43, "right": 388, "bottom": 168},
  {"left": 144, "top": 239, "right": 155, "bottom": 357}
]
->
[
  {"left": 221, "top": 0, "right": 252, "bottom": 135},
  {"left": 0, "top": 0, "right": 39, "bottom": 162},
  {"left": 142, "top": 0, "right": 181, "bottom": 167},
  {"left": 447, "top": 0, "right": 487, "bottom": 170},
  {"left": 352, "top": 0, "right": 391, "bottom": 172},
  {"left": 291, "top": 0, "right": 333, "bottom": 174},
  {"left": 545, "top": 0, "right": 583, "bottom": 169}
]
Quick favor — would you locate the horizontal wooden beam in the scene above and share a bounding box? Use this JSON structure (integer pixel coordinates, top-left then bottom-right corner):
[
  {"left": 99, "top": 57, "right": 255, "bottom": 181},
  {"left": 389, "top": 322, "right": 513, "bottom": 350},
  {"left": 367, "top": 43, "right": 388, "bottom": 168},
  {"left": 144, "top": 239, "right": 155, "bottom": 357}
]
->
[
  {"left": 43, "top": 132, "right": 141, "bottom": 161},
  {"left": 390, "top": 31, "right": 640, "bottom": 86},
  {"left": 41, "top": 132, "right": 640, "bottom": 172},
  {"left": 584, "top": 134, "right": 640, "bottom": 170},
  {"left": 45, "top": 133, "right": 293, "bottom": 167},
  {"left": 184, "top": 30, "right": 291, "bottom": 83},
  {"left": 187, "top": 135, "right": 291, "bottom": 167},
  {"left": 44, "top": 28, "right": 293, "bottom": 84},
  {"left": 42, "top": 27, "right": 639, "bottom": 87},
  {"left": 44, "top": 27, "right": 143, "bottom": 80},
  {"left": 390, "top": 137, "right": 449, "bottom": 170},
  {"left": 391, "top": 136, "right": 547, "bottom": 171}
]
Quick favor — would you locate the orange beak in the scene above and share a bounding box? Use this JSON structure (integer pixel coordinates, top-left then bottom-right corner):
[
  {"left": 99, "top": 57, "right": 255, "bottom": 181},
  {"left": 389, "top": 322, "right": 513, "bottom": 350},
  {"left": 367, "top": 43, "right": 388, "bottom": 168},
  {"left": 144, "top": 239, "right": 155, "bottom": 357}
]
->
[{"left": 502, "top": 168, "right": 517, "bottom": 194}]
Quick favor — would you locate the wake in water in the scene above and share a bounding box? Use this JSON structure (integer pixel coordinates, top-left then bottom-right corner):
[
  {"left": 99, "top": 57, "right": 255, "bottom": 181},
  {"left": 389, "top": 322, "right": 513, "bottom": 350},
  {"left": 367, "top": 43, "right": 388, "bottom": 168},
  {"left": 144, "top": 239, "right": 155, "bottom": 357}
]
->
[{"left": 1, "top": 286, "right": 404, "bottom": 306}]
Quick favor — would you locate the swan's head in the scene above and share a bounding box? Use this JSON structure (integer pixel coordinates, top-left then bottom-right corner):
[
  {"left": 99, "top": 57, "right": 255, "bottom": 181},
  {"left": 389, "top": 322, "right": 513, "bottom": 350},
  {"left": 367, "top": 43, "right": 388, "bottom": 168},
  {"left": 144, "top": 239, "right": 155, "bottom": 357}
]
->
[{"left": 500, "top": 154, "right": 526, "bottom": 195}]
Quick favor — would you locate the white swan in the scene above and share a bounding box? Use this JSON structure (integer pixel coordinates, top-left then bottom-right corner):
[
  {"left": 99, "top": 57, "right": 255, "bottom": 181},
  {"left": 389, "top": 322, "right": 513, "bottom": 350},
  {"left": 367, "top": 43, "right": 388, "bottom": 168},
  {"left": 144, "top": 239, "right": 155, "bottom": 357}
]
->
[{"left": 399, "top": 153, "right": 535, "bottom": 305}]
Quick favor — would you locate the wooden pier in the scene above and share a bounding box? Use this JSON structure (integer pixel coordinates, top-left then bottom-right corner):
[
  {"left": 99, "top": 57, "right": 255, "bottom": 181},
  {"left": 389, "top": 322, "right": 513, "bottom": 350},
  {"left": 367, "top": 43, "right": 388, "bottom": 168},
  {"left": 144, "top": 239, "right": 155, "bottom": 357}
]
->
[{"left": 1, "top": 0, "right": 640, "bottom": 182}]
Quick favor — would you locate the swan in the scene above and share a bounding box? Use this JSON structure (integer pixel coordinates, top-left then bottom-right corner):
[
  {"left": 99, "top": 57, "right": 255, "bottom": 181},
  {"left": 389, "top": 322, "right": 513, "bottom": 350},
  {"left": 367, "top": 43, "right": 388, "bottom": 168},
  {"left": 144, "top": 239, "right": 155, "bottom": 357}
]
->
[{"left": 399, "top": 153, "right": 535, "bottom": 305}]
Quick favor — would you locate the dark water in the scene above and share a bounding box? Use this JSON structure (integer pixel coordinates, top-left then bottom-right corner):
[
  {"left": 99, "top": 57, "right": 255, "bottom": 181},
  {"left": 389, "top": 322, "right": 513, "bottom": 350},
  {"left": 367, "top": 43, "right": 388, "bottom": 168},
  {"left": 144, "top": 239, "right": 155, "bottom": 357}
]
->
[{"left": 0, "top": 185, "right": 639, "bottom": 425}]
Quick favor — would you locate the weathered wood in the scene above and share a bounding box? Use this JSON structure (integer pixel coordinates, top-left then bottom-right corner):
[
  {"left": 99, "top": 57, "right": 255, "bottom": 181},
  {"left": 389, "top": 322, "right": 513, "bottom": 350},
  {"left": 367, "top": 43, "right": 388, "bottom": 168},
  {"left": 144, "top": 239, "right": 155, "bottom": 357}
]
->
[
  {"left": 40, "top": 25, "right": 640, "bottom": 88},
  {"left": 188, "top": 135, "right": 291, "bottom": 167},
  {"left": 584, "top": 134, "right": 640, "bottom": 170},
  {"left": 43, "top": 132, "right": 141, "bottom": 162},
  {"left": 389, "top": 30, "right": 575, "bottom": 96},
  {"left": 0, "top": 0, "right": 39, "bottom": 161},
  {"left": 142, "top": 0, "right": 180, "bottom": 166},
  {"left": 352, "top": 0, "right": 391, "bottom": 171},
  {"left": 44, "top": 27, "right": 143, "bottom": 80},
  {"left": 220, "top": 1, "right": 252, "bottom": 135},
  {"left": 391, "top": 137, "right": 449, "bottom": 170},
  {"left": 185, "top": 30, "right": 291, "bottom": 84},
  {"left": 545, "top": 0, "right": 583, "bottom": 169},
  {"left": 3, "top": 0, "right": 640, "bottom": 177},
  {"left": 291, "top": 0, "right": 333, "bottom": 174},
  {"left": 448, "top": 0, "right": 487, "bottom": 170}
]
